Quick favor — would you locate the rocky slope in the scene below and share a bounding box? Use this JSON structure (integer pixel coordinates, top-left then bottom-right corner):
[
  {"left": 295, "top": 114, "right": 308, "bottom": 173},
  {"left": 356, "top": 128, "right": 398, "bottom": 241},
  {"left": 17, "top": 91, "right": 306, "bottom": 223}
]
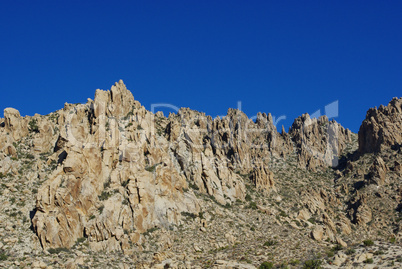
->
[{"left": 0, "top": 81, "right": 401, "bottom": 268}]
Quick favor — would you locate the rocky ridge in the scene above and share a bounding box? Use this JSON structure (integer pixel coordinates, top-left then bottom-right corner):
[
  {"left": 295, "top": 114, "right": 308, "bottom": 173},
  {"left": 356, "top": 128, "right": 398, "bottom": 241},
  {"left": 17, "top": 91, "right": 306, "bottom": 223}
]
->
[{"left": 0, "top": 81, "right": 401, "bottom": 268}]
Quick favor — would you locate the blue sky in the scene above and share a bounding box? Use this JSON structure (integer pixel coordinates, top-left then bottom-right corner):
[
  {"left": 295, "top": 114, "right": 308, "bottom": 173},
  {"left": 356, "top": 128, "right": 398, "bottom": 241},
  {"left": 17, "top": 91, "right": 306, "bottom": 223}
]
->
[{"left": 1, "top": 1, "right": 401, "bottom": 132}]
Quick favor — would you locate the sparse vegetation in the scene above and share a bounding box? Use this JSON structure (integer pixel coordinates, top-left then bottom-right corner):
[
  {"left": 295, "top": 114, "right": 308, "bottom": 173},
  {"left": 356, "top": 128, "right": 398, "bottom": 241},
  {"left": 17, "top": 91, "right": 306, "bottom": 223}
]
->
[
  {"left": 364, "top": 258, "right": 374, "bottom": 264},
  {"left": 0, "top": 251, "right": 8, "bottom": 261},
  {"left": 28, "top": 119, "right": 39, "bottom": 133},
  {"left": 48, "top": 247, "right": 70, "bottom": 254},
  {"left": 143, "top": 227, "right": 159, "bottom": 236},
  {"left": 98, "top": 191, "right": 111, "bottom": 201},
  {"left": 145, "top": 164, "right": 157, "bottom": 172},
  {"left": 363, "top": 239, "right": 374, "bottom": 246},
  {"left": 302, "top": 259, "right": 322, "bottom": 269},
  {"left": 345, "top": 248, "right": 356, "bottom": 255},
  {"left": 264, "top": 240, "right": 278, "bottom": 247},
  {"left": 259, "top": 261, "right": 274, "bottom": 269},
  {"left": 181, "top": 211, "right": 198, "bottom": 219}
]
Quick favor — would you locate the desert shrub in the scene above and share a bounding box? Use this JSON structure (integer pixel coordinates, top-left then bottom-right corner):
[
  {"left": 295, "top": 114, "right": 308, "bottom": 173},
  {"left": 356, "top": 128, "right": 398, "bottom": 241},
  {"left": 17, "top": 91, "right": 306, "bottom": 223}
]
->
[
  {"left": 48, "top": 247, "right": 69, "bottom": 254},
  {"left": 143, "top": 227, "right": 159, "bottom": 236},
  {"left": 363, "top": 239, "right": 374, "bottom": 246},
  {"left": 302, "top": 259, "right": 322, "bottom": 269},
  {"left": 248, "top": 201, "right": 258, "bottom": 210},
  {"left": 259, "top": 262, "right": 274, "bottom": 269},
  {"left": 189, "top": 182, "right": 199, "bottom": 190},
  {"left": 264, "top": 240, "right": 277, "bottom": 247},
  {"left": 76, "top": 237, "right": 86, "bottom": 244},
  {"left": 0, "top": 251, "right": 7, "bottom": 261},
  {"left": 28, "top": 119, "right": 39, "bottom": 133},
  {"left": 364, "top": 258, "right": 373, "bottom": 264},
  {"left": 290, "top": 259, "right": 300, "bottom": 265},
  {"left": 145, "top": 164, "right": 157, "bottom": 172},
  {"left": 307, "top": 218, "right": 316, "bottom": 224},
  {"left": 98, "top": 191, "right": 111, "bottom": 201},
  {"left": 374, "top": 250, "right": 384, "bottom": 255},
  {"left": 181, "top": 211, "right": 197, "bottom": 219},
  {"left": 345, "top": 248, "right": 356, "bottom": 255},
  {"left": 331, "top": 244, "right": 343, "bottom": 252}
]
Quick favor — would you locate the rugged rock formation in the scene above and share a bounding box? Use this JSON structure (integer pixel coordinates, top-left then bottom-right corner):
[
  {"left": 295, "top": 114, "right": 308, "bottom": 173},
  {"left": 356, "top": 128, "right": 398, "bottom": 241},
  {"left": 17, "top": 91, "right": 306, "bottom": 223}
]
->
[
  {"left": 4, "top": 107, "right": 29, "bottom": 141},
  {"left": 27, "top": 81, "right": 357, "bottom": 251},
  {"left": 366, "top": 156, "right": 388, "bottom": 185},
  {"left": 359, "top": 97, "right": 402, "bottom": 153},
  {"left": 289, "top": 114, "right": 353, "bottom": 170},
  {"left": 1, "top": 80, "right": 402, "bottom": 268}
]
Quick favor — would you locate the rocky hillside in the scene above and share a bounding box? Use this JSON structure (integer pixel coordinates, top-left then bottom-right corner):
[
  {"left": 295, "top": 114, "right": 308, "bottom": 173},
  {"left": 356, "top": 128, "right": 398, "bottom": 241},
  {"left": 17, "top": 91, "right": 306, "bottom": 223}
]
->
[{"left": 0, "top": 81, "right": 401, "bottom": 268}]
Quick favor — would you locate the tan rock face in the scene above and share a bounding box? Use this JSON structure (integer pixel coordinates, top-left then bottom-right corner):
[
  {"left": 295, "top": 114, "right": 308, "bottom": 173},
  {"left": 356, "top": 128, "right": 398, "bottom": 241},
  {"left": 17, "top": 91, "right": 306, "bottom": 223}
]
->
[
  {"left": 33, "top": 81, "right": 260, "bottom": 251},
  {"left": 4, "top": 108, "right": 29, "bottom": 141},
  {"left": 348, "top": 195, "right": 372, "bottom": 226},
  {"left": 359, "top": 97, "right": 402, "bottom": 153},
  {"left": 22, "top": 81, "right": 395, "bottom": 254},
  {"left": 251, "top": 163, "right": 275, "bottom": 192},
  {"left": 311, "top": 225, "right": 324, "bottom": 241},
  {"left": 366, "top": 156, "right": 388, "bottom": 185},
  {"left": 289, "top": 114, "right": 352, "bottom": 169}
]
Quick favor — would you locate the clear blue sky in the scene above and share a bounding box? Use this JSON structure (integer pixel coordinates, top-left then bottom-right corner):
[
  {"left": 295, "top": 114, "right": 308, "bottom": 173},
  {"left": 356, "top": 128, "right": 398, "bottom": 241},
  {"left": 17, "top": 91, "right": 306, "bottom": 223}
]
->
[{"left": 1, "top": 1, "right": 401, "bottom": 132}]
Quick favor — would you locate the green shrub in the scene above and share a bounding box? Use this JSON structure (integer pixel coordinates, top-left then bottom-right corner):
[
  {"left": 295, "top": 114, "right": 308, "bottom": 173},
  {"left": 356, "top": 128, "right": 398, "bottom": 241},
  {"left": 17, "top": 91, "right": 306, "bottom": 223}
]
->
[
  {"left": 307, "top": 218, "right": 316, "bottom": 224},
  {"left": 302, "top": 259, "right": 322, "bottom": 269},
  {"left": 143, "top": 227, "right": 159, "bottom": 236},
  {"left": 345, "top": 248, "right": 356, "bottom": 255},
  {"left": 245, "top": 194, "right": 252, "bottom": 201},
  {"left": 189, "top": 182, "right": 199, "bottom": 191},
  {"left": 264, "top": 240, "right": 277, "bottom": 247},
  {"left": 103, "top": 179, "right": 111, "bottom": 189},
  {"left": 290, "top": 259, "right": 300, "bottom": 265},
  {"left": 28, "top": 119, "right": 39, "bottom": 133},
  {"left": 181, "top": 211, "right": 198, "bottom": 219},
  {"left": 145, "top": 164, "right": 157, "bottom": 172},
  {"left": 259, "top": 261, "right": 274, "bottom": 269},
  {"left": 326, "top": 250, "right": 334, "bottom": 257},
  {"left": 0, "top": 251, "right": 7, "bottom": 261},
  {"left": 374, "top": 250, "right": 384, "bottom": 255},
  {"left": 331, "top": 244, "right": 343, "bottom": 252},
  {"left": 363, "top": 258, "right": 373, "bottom": 264},
  {"left": 48, "top": 247, "right": 69, "bottom": 254},
  {"left": 363, "top": 239, "right": 374, "bottom": 246},
  {"left": 76, "top": 237, "right": 86, "bottom": 244},
  {"left": 248, "top": 201, "right": 258, "bottom": 210},
  {"left": 98, "top": 191, "right": 111, "bottom": 201}
]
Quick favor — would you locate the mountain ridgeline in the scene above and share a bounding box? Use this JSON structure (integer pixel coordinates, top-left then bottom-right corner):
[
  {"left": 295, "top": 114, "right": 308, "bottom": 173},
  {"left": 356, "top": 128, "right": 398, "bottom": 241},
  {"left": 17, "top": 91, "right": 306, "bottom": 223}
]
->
[{"left": 0, "top": 80, "right": 401, "bottom": 268}]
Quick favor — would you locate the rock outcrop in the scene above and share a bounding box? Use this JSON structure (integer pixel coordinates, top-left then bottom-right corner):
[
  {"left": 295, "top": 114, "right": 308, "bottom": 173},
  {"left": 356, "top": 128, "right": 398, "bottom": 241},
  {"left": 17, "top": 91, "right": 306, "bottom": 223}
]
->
[
  {"left": 2, "top": 81, "right": 402, "bottom": 267},
  {"left": 32, "top": 80, "right": 286, "bottom": 251},
  {"left": 4, "top": 107, "right": 29, "bottom": 141},
  {"left": 289, "top": 114, "right": 352, "bottom": 169},
  {"left": 359, "top": 97, "right": 402, "bottom": 153}
]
